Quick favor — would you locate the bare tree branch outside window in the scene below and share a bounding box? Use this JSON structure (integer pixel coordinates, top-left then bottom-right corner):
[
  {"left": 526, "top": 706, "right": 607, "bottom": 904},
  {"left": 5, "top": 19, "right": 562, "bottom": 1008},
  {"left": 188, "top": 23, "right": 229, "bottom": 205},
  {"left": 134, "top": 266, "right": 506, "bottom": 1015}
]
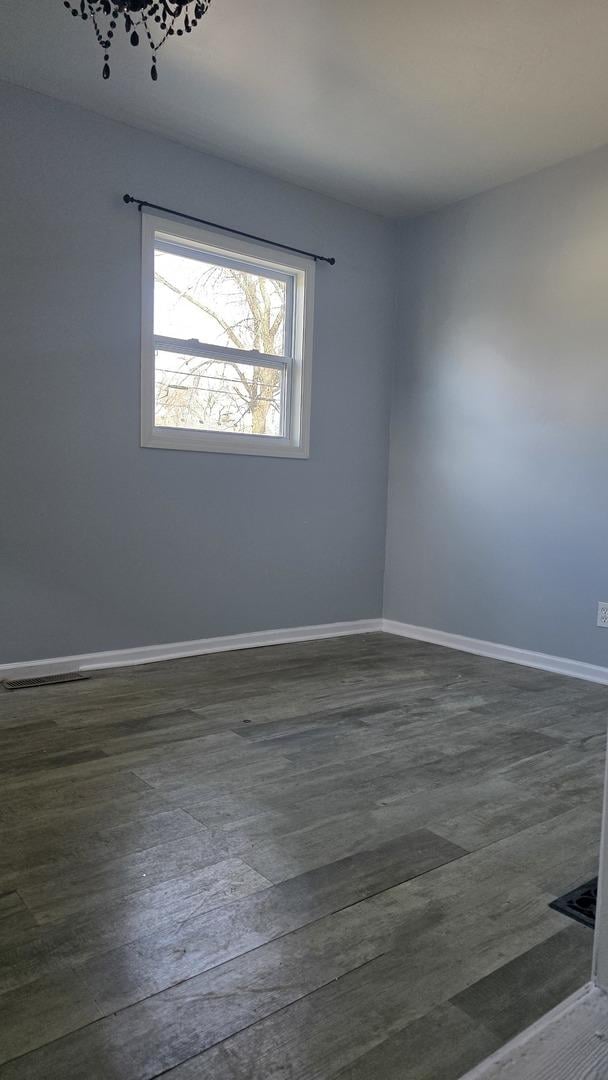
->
[{"left": 154, "top": 256, "right": 287, "bottom": 436}]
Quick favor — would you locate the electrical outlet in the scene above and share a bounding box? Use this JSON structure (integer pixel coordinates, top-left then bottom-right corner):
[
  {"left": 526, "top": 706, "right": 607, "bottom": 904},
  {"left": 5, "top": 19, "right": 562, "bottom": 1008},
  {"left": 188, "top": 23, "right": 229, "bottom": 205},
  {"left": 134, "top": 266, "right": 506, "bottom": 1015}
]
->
[{"left": 598, "top": 602, "right": 608, "bottom": 628}]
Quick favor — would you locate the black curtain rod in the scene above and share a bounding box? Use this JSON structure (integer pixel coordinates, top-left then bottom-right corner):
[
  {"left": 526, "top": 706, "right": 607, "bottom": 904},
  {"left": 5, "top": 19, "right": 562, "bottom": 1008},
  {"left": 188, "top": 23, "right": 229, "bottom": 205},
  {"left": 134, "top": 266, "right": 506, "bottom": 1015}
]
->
[{"left": 123, "top": 194, "right": 336, "bottom": 266}]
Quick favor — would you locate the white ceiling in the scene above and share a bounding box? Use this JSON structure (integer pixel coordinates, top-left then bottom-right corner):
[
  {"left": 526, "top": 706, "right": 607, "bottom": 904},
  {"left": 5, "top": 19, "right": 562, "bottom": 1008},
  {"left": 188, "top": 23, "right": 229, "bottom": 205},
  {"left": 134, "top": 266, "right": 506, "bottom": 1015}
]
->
[{"left": 4, "top": 1, "right": 608, "bottom": 215}]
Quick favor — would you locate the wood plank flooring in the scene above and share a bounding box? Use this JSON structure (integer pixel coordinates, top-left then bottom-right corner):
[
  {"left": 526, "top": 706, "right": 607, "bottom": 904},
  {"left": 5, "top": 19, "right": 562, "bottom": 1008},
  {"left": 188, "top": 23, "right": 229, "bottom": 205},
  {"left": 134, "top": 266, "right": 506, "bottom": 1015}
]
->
[{"left": 0, "top": 632, "right": 605, "bottom": 1078}]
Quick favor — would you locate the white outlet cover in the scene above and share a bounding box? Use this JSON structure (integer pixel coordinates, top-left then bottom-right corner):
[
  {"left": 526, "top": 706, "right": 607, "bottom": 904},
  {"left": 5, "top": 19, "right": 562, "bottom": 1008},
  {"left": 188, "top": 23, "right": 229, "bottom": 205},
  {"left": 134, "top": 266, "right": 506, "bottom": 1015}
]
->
[{"left": 598, "top": 602, "right": 608, "bottom": 628}]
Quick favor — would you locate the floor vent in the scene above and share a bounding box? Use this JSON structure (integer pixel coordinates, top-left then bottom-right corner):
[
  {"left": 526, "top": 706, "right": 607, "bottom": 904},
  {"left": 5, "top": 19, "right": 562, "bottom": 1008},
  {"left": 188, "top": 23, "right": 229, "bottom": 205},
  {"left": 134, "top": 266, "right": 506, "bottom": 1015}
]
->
[
  {"left": 549, "top": 877, "right": 597, "bottom": 929},
  {"left": 2, "top": 672, "right": 90, "bottom": 691}
]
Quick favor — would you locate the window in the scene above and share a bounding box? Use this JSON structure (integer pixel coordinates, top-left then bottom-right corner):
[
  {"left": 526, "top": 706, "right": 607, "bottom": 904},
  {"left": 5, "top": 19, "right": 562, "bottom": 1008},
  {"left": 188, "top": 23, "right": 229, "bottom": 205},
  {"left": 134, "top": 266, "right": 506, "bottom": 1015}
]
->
[{"left": 140, "top": 214, "right": 314, "bottom": 457}]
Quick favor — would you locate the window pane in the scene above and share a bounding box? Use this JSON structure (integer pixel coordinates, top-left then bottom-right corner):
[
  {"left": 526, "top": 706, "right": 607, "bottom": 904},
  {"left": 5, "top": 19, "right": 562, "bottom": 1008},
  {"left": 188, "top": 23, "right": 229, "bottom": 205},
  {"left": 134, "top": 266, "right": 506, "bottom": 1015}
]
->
[
  {"left": 154, "top": 351, "right": 284, "bottom": 437},
  {"left": 154, "top": 248, "right": 289, "bottom": 356}
]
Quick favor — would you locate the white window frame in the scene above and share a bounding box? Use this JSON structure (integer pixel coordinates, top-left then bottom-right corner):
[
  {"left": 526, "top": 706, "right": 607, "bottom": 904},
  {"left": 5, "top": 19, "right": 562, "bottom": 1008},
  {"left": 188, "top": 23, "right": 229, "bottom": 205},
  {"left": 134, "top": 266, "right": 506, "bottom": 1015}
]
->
[{"left": 140, "top": 212, "right": 314, "bottom": 458}]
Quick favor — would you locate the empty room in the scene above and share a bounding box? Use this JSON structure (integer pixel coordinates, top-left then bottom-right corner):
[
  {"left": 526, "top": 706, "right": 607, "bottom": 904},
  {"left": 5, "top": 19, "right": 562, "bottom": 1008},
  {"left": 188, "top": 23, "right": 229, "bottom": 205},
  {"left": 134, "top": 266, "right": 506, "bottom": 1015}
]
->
[{"left": 2, "top": 2, "right": 608, "bottom": 1078}]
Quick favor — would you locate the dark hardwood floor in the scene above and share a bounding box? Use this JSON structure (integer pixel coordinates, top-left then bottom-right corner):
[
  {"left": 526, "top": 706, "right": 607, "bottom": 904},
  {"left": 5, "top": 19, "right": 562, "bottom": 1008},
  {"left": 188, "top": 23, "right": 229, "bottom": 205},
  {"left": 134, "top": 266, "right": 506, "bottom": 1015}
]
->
[{"left": 0, "top": 632, "right": 605, "bottom": 1078}]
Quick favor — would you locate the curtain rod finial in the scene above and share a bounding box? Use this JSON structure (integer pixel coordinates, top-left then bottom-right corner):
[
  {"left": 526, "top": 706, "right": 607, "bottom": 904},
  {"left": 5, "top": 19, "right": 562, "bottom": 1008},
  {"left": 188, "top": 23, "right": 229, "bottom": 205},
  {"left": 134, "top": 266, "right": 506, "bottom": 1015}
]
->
[{"left": 123, "top": 193, "right": 134, "bottom": 204}]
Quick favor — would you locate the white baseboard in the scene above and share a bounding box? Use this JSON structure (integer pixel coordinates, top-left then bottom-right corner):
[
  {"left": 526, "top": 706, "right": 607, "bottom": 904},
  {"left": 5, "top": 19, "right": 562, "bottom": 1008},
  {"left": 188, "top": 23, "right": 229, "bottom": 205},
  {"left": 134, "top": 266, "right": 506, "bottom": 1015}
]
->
[
  {"left": 0, "top": 619, "right": 383, "bottom": 679},
  {"left": 4, "top": 615, "right": 607, "bottom": 688},
  {"left": 382, "top": 618, "right": 608, "bottom": 686}
]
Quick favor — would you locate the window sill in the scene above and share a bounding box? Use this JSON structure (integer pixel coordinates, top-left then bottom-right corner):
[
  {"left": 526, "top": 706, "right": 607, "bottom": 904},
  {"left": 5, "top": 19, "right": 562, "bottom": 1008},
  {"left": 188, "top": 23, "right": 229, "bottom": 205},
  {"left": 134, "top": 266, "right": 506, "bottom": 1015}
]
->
[{"left": 141, "top": 427, "right": 310, "bottom": 459}]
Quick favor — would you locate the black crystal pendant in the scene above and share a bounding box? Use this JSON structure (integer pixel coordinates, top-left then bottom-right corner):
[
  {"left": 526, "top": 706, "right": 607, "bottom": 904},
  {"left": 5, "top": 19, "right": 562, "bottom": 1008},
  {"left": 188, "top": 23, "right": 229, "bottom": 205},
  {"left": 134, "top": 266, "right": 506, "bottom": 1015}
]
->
[
  {"left": 116, "top": 1, "right": 151, "bottom": 11},
  {"left": 63, "top": 0, "right": 213, "bottom": 80}
]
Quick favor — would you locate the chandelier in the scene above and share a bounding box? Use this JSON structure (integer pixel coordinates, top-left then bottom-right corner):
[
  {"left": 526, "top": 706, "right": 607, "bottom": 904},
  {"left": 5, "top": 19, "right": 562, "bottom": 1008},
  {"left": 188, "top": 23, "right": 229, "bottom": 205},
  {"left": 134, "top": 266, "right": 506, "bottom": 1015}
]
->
[{"left": 62, "top": 1, "right": 213, "bottom": 81}]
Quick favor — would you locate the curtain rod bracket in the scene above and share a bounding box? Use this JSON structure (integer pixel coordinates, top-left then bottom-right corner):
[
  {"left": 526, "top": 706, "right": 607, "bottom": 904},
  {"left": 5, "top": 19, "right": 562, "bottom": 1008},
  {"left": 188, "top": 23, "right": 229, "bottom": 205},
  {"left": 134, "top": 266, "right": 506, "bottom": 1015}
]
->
[{"left": 122, "top": 193, "right": 336, "bottom": 266}]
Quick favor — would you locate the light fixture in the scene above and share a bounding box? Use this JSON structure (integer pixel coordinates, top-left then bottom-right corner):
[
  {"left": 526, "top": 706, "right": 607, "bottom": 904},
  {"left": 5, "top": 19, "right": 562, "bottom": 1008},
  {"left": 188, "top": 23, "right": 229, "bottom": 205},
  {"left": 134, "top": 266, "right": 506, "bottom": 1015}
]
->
[{"left": 62, "top": 1, "right": 213, "bottom": 81}]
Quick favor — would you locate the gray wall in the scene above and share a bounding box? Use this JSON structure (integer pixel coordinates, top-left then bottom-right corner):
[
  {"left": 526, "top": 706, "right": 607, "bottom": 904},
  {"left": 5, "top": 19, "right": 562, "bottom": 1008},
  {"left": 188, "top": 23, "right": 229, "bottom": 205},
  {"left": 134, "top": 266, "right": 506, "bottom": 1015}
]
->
[
  {"left": 7, "top": 81, "right": 608, "bottom": 669},
  {"left": 384, "top": 146, "right": 608, "bottom": 666},
  {"left": 1, "top": 83, "right": 396, "bottom": 664}
]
